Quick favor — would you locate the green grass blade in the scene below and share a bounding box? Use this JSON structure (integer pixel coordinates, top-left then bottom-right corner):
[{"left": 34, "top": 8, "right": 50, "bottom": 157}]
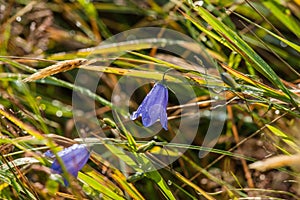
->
[
  {"left": 266, "top": 125, "right": 300, "bottom": 153},
  {"left": 78, "top": 172, "right": 126, "bottom": 200},
  {"left": 262, "top": 1, "right": 300, "bottom": 38},
  {"left": 146, "top": 170, "right": 177, "bottom": 200},
  {"left": 232, "top": 11, "right": 300, "bottom": 53},
  {"left": 183, "top": 2, "right": 299, "bottom": 107},
  {"left": 77, "top": 0, "right": 111, "bottom": 39}
]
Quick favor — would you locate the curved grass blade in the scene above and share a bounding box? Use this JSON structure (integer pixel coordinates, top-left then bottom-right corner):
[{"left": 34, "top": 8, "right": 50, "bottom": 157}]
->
[
  {"left": 172, "top": 171, "right": 215, "bottom": 200},
  {"left": 181, "top": 2, "right": 299, "bottom": 107},
  {"left": 262, "top": 1, "right": 300, "bottom": 38},
  {"left": 78, "top": 172, "right": 126, "bottom": 200},
  {"left": 0, "top": 106, "right": 45, "bottom": 141},
  {"left": 109, "top": 170, "right": 145, "bottom": 200},
  {"left": 266, "top": 125, "right": 300, "bottom": 153},
  {"left": 0, "top": 58, "right": 112, "bottom": 108},
  {"left": 103, "top": 144, "right": 176, "bottom": 199},
  {"left": 91, "top": 152, "right": 145, "bottom": 200},
  {"left": 219, "top": 63, "right": 292, "bottom": 102},
  {"left": 231, "top": 10, "right": 300, "bottom": 53},
  {"left": 23, "top": 59, "right": 88, "bottom": 82},
  {"left": 181, "top": 154, "right": 247, "bottom": 198},
  {"left": 77, "top": 0, "right": 110, "bottom": 40}
]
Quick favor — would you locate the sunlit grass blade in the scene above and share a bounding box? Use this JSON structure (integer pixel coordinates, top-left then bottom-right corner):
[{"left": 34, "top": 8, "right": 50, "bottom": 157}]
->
[
  {"left": 180, "top": 1, "right": 299, "bottom": 107},
  {"left": 23, "top": 58, "right": 87, "bottom": 82},
  {"left": 219, "top": 63, "right": 293, "bottom": 102},
  {"left": 145, "top": 170, "right": 177, "bottom": 200},
  {"left": 262, "top": 1, "right": 300, "bottom": 38},
  {"left": 172, "top": 172, "right": 215, "bottom": 200},
  {"left": 181, "top": 154, "right": 247, "bottom": 198},
  {"left": 249, "top": 154, "right": 300, "bottom": 172},
  {"left": 103, "top": 144, "right": 140, "bottom": 170},
  {"left": 0, "top": 157, "right": 40, "bottom": 171},
  {"left": 9, "top": 80, "right": 50, "bottom": 133},
  {"left": 78, "top": 172, "right": 126, "bottom": 199},
  {"left": 75, "top": 137, "right": 257, "bottom": 162},
  {"left": 266, "top": 125, "right": 300, "bottom": 153},
  {"left": 77, "top": 0, "right": 110, "bottom": 40},
  {"left": 81, "top": 166, "right": 124, "bottom": 196},
  {"left": 231, "top": 11, "right": 300, "bottom": 53},
  {"left": 0, "top": 58, "right": 112, "bottom": 108},
  {"left": 0, "top": 156, "right": 39, "bottom": 199},
  {"left": 109, "top": 170, "right": 145, "bottom": 200},
  {"left": 57, "top": 3, "right": 96, "bottom": 43},
  {"left": 0, "top": 106, "right": 45, "bottom": 141},
  {"left": 103, "top": 143, "right": 177, "bottom": 199},
  {"left": 90, "top": 152, "right": 145, "bottom": 199},
  {"left": 47, "top": 38, "right": 203, "bottom": 60}
]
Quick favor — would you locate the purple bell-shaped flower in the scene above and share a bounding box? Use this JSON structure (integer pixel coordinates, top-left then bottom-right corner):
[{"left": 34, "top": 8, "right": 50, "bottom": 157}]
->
[
  {"left": 131, "top": 82, "right": 168, "bottom": 130},
  {"left": 46, "top": 144, "right": 90, "bottom": 186}
]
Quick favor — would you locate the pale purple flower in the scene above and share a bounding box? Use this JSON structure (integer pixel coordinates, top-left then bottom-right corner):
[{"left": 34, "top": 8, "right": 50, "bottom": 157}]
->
[
  {"left": 46, "top": 144, "right": 90, "bottom": 186},
  {"left": 131, "top": 82, "right": 168, "bottom": 130}
]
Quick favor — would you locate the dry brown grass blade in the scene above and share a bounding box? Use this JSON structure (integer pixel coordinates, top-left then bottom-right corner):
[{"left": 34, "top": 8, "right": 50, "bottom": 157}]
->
[
  {"left": 249, "top": 154, "right": 300, "bottom": 171},
  {"left": 23, "top": 58, "right": 88, "bottom": 82}
]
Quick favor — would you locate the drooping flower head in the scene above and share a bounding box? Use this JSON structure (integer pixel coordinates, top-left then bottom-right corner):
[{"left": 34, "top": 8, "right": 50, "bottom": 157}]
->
[
  {"left": 131, "top": 82, "right": 168, "bottom": 130},
  {"left": 45, "top": 144, "right": 90, "bottom": 186}
]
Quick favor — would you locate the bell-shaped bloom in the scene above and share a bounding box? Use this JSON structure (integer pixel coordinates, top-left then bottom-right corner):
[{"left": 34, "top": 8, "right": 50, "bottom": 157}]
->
[
  {"left": 131, "top": 82, "right": 168, "bottom": 130},
  {"left": 46, "top": 144, "right": 90, "bottom": 186}
]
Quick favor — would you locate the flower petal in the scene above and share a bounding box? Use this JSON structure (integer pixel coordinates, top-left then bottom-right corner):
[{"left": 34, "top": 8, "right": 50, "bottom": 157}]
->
[
  {"left": 50, "top": 144, "right": 90, "bottom": 186},
  {"left": 160, "top": 110, "right": 168, "bottom": 130},
  {"left": 131, "top": 82, "right": 168, "bottom": 130}
]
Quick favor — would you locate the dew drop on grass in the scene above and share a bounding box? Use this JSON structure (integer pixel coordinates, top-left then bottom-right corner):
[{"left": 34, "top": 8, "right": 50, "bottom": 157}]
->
[
  {"left": 69, "top": 30, "right": 75, "bottom": 35},
  {"left": 211, "top": 86, "right": 223, "bottom": 94},
  {"left": 244, "top": 116, "right": 252, "bottom": 123},
  {"left": 16, "top": 16, "right": 22, "bottom": 22},
  {"left": 56, "top": 110, "right": 63, "bottom": 117},
  {"left": 275, "top": 110, "right": 280, "bottom": 115},
  {"left": 259, "top": 174, "right": 266, "bottom": 180},
  {"left": 52, "top": 100, "right": 60, "bottom": 107},
  {"left": 244, "top": 90, "right": 253, "bottom": 95},
  {"left": 76, "top": 21, "right": 81, "bottom": 27},
  {"left": 200, "top": 178, "right": 208, "bottom": 184},
  {"left": 280, "top": 41, "right": 288, "bottom": 47},
  {"left": 194, "top": 0, "right": 204, "bottom": 7},
  {"left": 167, "top": 180, "right": 172, "bottom": 185},
  {"left": 15, "top": 80, "right": 23, "bottom": 88},
  {"left": 65, "top": 105, "right": 72, "bottom": 112}
]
